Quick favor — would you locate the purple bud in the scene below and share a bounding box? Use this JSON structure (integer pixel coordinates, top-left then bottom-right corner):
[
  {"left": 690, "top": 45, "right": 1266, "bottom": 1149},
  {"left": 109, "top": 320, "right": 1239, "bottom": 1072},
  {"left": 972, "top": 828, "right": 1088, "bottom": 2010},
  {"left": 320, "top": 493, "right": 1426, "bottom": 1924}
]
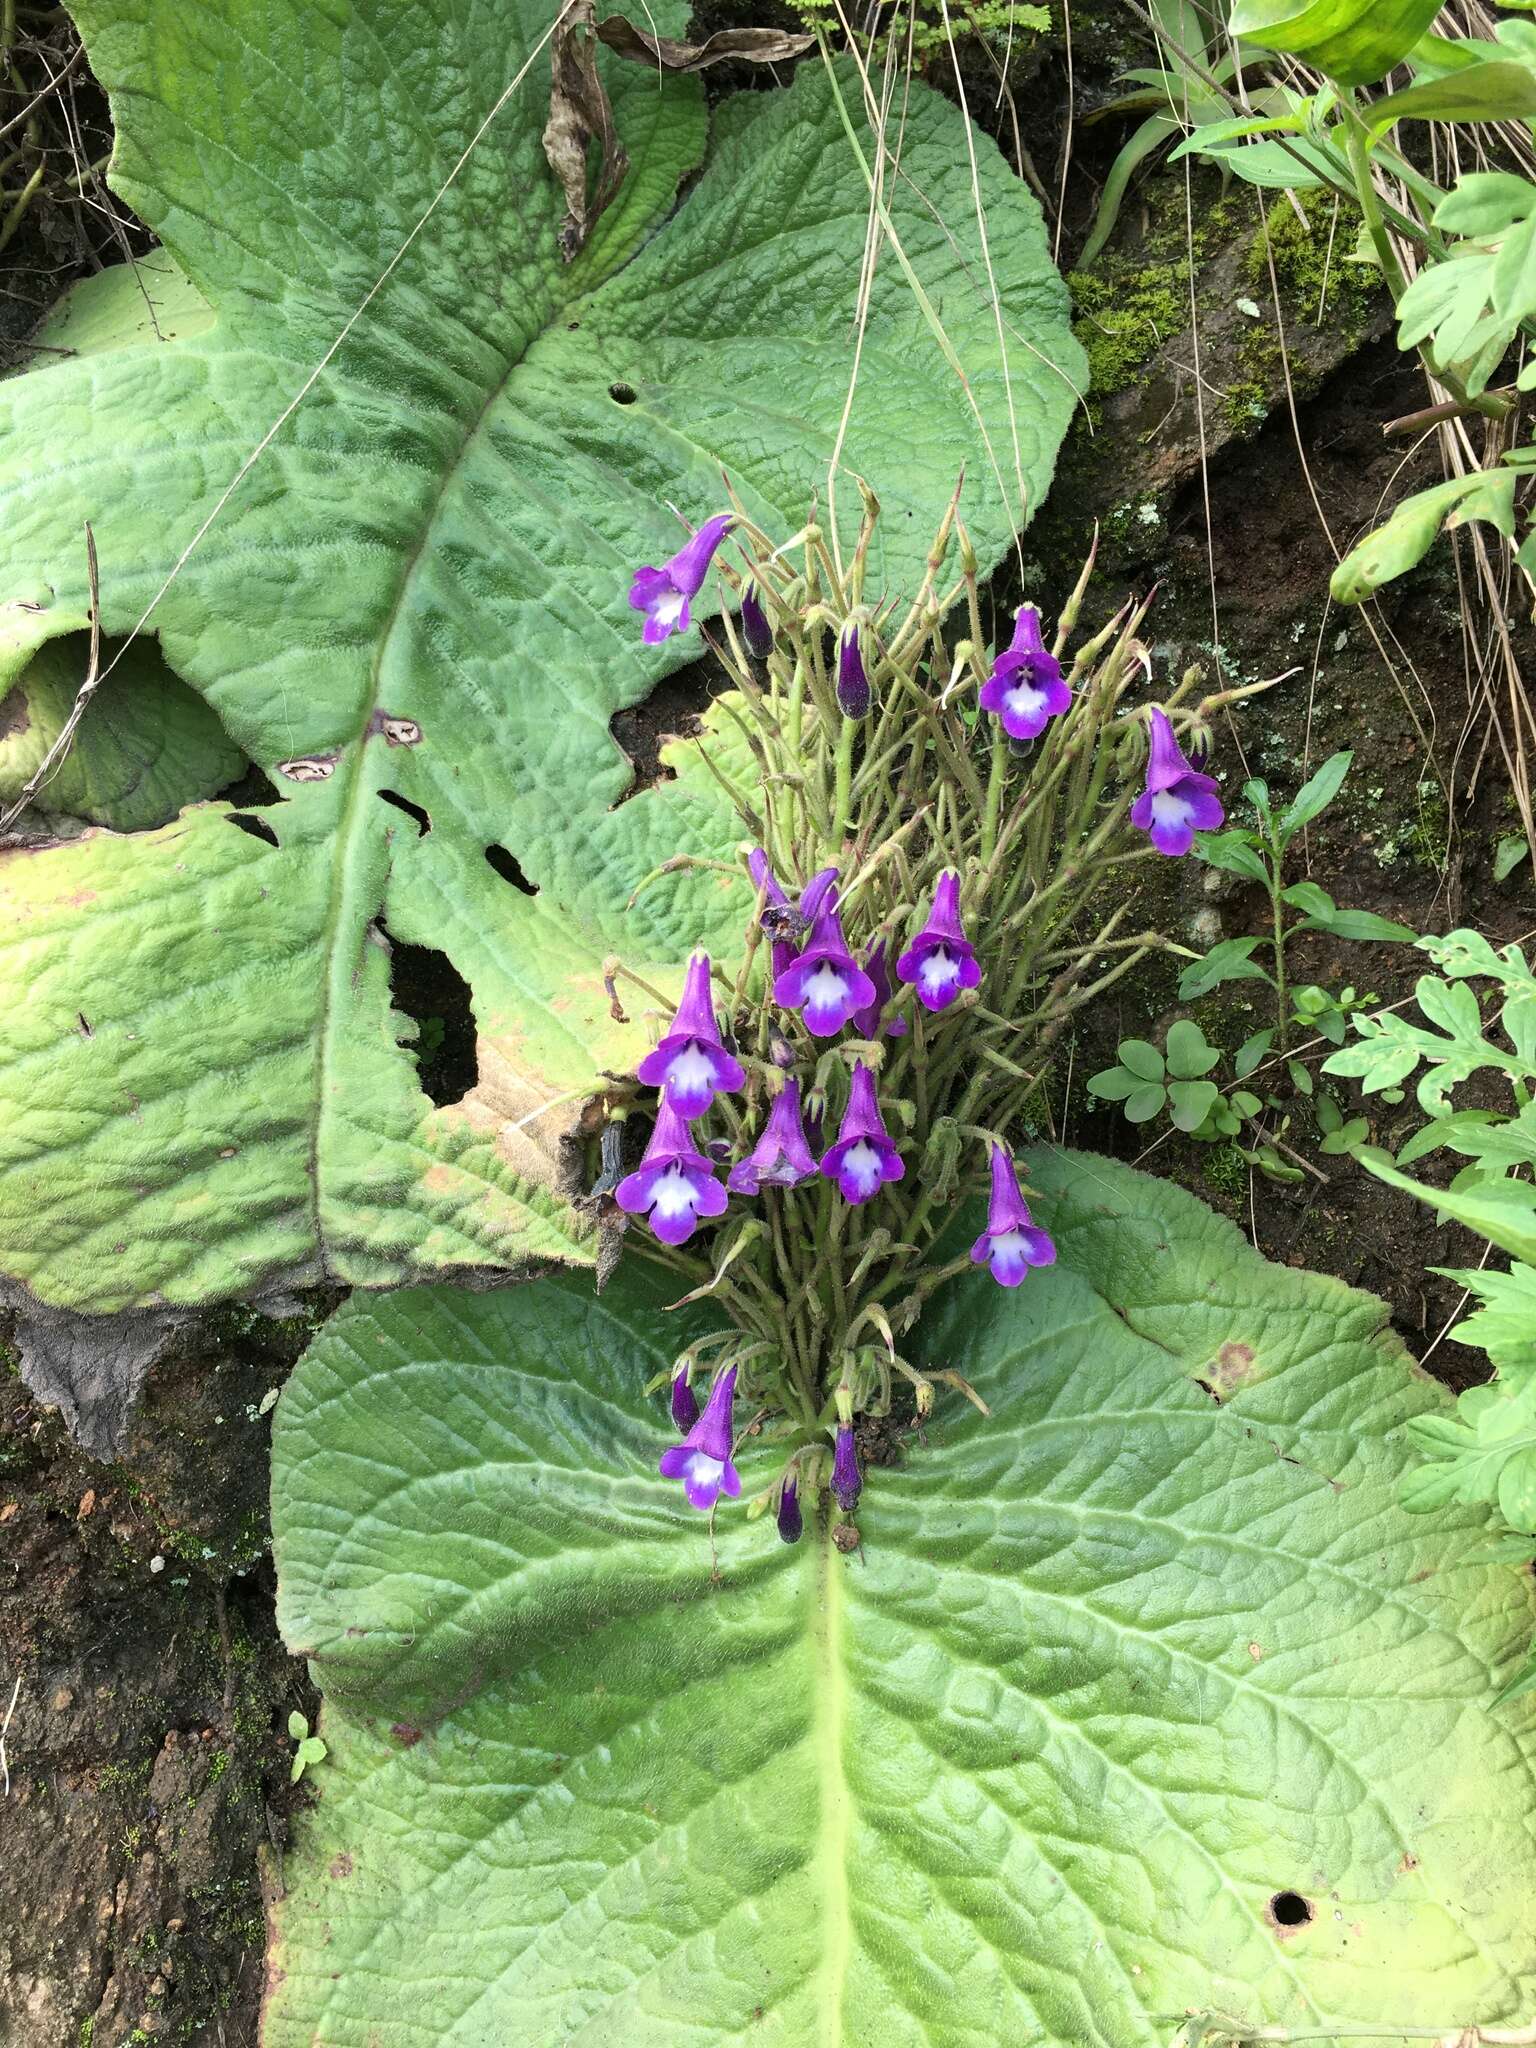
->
[
  {"left": 1130, "top": 708, "right": 1225, "bottom": 858},
  {"left": 739, "top": 579, "right": 774, "bottom": 660},
  {"left": 776, "top": 1473, "right": 803, "bottom": 1544},
  {"left": 832, "top": 1423, "right": 860, "bottom": 1512},
  {"left": 628, "top": 513, "right": 734, "bottom": 646},
  {"left": 671, "top": 1373, "right": 700, "bottom": 1432},
  {"left": 850, "top": 935, "right": 908, "bottom": 1040},
  {"left": 769, "top": 1028, "right": 797, "bottom": 1070},
  {"left": 836, "top": 625, "right": 870, "bottom": 718}
]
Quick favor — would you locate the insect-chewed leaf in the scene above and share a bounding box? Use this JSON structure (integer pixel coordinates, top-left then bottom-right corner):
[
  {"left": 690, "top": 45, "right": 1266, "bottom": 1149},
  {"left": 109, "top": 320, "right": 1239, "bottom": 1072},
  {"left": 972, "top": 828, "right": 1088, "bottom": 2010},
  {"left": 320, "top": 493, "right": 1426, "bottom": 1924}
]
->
[{"left": 0, "top": 0, "right": 1084, "bottom": 1311}]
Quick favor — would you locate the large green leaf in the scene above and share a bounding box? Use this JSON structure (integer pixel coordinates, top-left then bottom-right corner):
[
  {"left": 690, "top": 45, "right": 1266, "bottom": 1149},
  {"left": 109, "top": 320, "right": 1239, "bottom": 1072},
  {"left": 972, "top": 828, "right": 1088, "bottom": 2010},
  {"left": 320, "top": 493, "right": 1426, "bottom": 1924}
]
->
[
  {"left": 1228, "top": 0, "right": 1443, "bottom": 84},
  {"left": 268, "top": 1153, "right": 1536, "bottom": 2045},
  {"left": 0, "top": 0, "right": 1084, "bottom": 1312}
]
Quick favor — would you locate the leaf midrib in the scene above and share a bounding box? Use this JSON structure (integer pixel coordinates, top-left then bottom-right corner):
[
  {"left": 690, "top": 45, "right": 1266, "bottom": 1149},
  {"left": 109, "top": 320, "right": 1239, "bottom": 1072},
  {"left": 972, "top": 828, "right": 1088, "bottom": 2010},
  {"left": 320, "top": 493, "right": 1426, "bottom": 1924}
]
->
[{"left": 815, "top": 1532, "right": 851, "bottom": 2047}]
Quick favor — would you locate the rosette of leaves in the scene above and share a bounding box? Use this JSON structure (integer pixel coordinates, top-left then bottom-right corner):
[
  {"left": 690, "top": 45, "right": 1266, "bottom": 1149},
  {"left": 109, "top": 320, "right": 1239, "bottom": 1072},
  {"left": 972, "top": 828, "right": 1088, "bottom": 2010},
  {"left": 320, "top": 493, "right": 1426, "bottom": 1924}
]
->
[
  {"left": 0, "top": 0, "right": 1084, "bottom": 1313},
  {"left": 266, "top": 1154, "right": 1536, "bottom": 2045},
  {"left": 1089, "top": 1017, "right": 1223, "bottom": 1130}
]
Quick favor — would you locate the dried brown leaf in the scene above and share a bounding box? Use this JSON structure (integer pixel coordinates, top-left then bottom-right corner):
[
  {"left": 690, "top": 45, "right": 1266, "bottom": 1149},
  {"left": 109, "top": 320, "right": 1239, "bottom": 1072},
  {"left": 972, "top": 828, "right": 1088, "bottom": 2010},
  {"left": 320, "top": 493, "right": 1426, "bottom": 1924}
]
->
[
  {"left": 543, "top": 0, "right": 629, "bottom": 261},
  {"left": 595, "top": 16, "right": 813, "bottom": 71}
]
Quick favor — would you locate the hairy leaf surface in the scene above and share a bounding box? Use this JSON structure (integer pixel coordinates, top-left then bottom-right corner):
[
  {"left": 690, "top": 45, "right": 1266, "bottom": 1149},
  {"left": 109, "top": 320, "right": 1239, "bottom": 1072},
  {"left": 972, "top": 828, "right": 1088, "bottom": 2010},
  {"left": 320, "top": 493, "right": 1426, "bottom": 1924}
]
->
[
  {"left": 268, "top": 1155, "right": 1536, "bottom": 2045},
  {"left": 0, "top": 0, "right": 1084, "bottom": 1310}
]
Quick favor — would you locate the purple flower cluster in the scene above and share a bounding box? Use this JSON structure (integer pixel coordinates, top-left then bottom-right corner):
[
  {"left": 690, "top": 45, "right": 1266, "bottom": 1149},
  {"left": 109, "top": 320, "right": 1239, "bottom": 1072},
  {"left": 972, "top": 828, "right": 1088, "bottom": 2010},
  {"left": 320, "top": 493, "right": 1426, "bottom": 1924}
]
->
[
  {"left": 618, "top": 852, "right": 1058, "bottom": 1516},
  {"left": 624, "top": 526, "right": 1224, "bottom": 1522},
  {"left": 630, "top": 524, "right": 1224, "bottom": 863}
]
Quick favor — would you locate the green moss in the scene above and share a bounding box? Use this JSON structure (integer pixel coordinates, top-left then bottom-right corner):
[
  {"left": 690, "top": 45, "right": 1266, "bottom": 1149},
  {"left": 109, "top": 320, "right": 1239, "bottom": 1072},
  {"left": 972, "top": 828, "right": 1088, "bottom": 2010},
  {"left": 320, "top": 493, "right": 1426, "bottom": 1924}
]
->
[
  {"left": 1223, "top": 377, "right": 1269, "bottom": 433},
  {"left": 790, "top": 0, "right": 1051, "bottom": 59},
  {"left": 1201, "top": 1144, "right": 1249, "bottom": 1199},
  {"left": 1069, "top": 262, "right": 1188, "bottom": 402},
  {"left": 99, "top": 1753, "right": 155, "bottom": 1796},
  {"left": 78, "top": 2020, "right": 94, "bottom": 2048},
  {"left": 1243, "top": 188, "right": 1380, "bottom": 336}
]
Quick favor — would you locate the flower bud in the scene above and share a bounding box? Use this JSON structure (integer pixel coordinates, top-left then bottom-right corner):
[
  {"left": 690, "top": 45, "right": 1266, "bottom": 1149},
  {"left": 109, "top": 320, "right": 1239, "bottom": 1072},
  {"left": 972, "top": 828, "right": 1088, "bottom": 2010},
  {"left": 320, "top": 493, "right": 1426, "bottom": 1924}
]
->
[
  {"left": 670, "top": 1371, "right": 699, "bottom": 1433},
  {"left": 776, "top": 1473, "right": 803, "bottom": 1544},
  {"left": 739, "top": 579, "right": 774, "bottom": 660},
  {"left": 836, "top": 624, "right": 871, "bottom": 719},
  {"left": 832, "top": 1423, "right": 861, "bottom": 1513}
]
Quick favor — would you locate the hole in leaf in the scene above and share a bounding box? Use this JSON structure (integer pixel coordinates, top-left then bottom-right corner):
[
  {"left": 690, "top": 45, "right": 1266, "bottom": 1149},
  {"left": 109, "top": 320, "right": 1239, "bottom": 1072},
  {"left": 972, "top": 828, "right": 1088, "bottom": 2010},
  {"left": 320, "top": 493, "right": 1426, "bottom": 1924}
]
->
[
  {"left": 378, "top": 788, "right": 430, "bottom": 836},
  {"left": 609, "top": 655, "right": 726, "bottom": 805},
  {"left": 1268, "top": 1892, "right": 1313, "bottom": 1929},
  {"left": 226, "top": 812, "right": 279, "bottom": 848},
  {"left": 609, "top": 381, "right": 637, "bottom": 404},
  {"left": 386, "top": 934, "right": 477, "bottom": 1108},
  {"left": 485, "top": 843, "right": 537, "bottom": 896},
  {"left": 216, "top": 760, "right": 281, "bottom": 808},
  {"left": 8, "top": 630, "right": 252, "bottom": 832}
]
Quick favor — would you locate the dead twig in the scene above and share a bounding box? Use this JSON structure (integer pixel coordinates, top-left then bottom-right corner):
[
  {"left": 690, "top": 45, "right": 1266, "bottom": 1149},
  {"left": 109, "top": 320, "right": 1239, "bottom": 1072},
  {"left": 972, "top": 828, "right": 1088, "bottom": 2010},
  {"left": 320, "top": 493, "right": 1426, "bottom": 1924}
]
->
[{"left": 0, "top": 33, "right": 79, "bottom": 148}]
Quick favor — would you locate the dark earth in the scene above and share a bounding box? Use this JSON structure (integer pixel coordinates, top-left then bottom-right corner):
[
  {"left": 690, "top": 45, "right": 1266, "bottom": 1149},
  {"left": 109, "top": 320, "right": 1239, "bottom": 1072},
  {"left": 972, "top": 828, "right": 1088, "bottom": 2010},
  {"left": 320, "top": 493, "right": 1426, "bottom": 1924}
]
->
[{"left": 2, "top": 6, "right": 1533, "bottom": 2042}]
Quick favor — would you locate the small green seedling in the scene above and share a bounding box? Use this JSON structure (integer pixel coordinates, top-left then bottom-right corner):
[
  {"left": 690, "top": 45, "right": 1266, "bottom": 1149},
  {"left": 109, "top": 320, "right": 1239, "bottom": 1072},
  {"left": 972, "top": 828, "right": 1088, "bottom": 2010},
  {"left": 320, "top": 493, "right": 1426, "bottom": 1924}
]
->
[
  {"left": 1088, "top": 1019, "right": 1222, "bottom": 1130},
  {"left": 1314, "top": 1090, "right": 1369, "bottom": 1156},
  {"left": 289, "top": 1711, "right": 328, "bottom": 1784},
  {"left": 1183, "top": 750, "right": 1413, "bottom": 1049}
]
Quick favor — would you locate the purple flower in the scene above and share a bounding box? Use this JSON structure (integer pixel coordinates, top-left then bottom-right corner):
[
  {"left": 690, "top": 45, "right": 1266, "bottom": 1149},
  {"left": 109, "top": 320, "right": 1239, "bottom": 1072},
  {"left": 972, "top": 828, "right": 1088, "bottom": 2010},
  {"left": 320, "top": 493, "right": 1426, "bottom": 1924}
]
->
[
  {"left": 628, "top": 513, "right": 733, "bottom": 645},
  {"left": 820, "top": 1061, "right": 904, "bottom": 1205},
  {"left": 970, "top": 1144, "right": 1056, "bottom": 1287},
  {"left": 1130, "top": 707, "right": 1225, "bottom": 857},
  {"left": 896, "top": 872, "right": 981, "bottom": 1014},
  {"left": 978, "top": 605, "right": 1071, "bottom": 741},
  {"left": 836, "top": 625, "right": 870, "bottom": 718},
  {"left": 850, "top": 935, "right": 907, "bottom": 1040},
  {"left": 740, "top": 579, "right": 774, "bottom": 659},
  {"left": 634, "top": 951, "right": 745, "bottom": 1120},
  {"left": 659, "top": 1365, "right": 741, "bottom": 1511},
  {"left": 671, "top": 1372, "right": 699, "bottom": 1432},
  {"left": 832, "top": 1423, "right": 860, "bottom": 1512},
  {"left": 774, "top": 901, "right": 876, "bottom": 1039},
  {"left": 613, "top": 1100, "right": 729, "bottom": 1245},
  {"left": 727, "top": 1077, "right": 818, "bottom": 1194},
  {"left": 777, "top": 1473, "right": 803, "bottom": 1544}
]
